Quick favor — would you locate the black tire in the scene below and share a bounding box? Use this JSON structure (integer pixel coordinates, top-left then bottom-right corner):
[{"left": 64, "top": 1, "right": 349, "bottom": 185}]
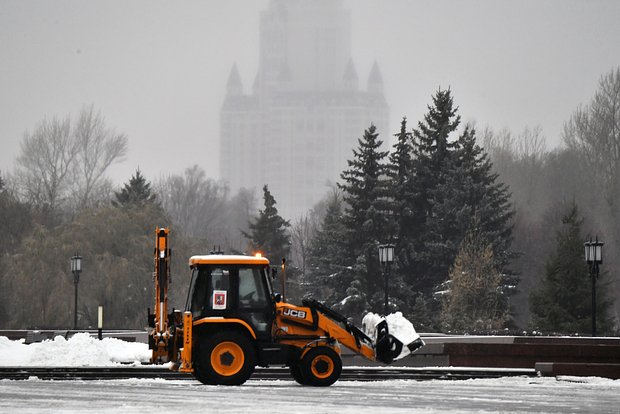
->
[
  {"left": 299, "top": 346, "right": 342, "bottom": 387},
  {"left": 193, "top": 330, "right": 256, "bottom": 386},
  {"left": 289, "top": 362, "right": 310, "bottom": 385}
]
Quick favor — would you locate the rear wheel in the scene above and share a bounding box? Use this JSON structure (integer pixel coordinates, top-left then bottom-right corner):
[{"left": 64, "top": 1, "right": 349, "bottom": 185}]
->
[
  {"left": 194, "top": 330, "right": 256, "bottom": 385},
  {"left": 300, "top": 346, "right": 341, "bottom": 387}
]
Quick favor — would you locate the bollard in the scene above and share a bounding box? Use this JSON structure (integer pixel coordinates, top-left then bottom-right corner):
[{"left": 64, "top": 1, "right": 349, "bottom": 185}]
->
[{"left": 98, "top": 305, "right": 103, "bottom": 340}]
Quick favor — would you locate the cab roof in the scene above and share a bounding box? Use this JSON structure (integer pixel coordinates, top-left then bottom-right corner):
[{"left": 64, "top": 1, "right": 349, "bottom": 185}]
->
[{"left": 188, "top": 254, "right": 270, "bottom": 266}]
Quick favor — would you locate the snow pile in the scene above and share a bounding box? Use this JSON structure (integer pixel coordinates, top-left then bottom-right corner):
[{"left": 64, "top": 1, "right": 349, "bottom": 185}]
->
[
  {"left": 362, "top": 311, "right": 421, "bottom": 360},
  {"left": 362, "top": 312, "right": 384, "bottom": 338},
  {"left": 0, "top": 333, "right": 151, "bottom": 367},
  {"left": 384, "top": 312, "right": 420, "bottom": 346}
]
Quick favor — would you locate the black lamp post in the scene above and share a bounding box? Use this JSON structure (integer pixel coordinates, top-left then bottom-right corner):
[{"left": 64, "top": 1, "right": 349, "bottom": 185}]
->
[
  {"left": 378, "top": 244, "right": 395, "bottom": 316},
  {"left": 584, "top": 237, "right": 603, "bottom": 337},
  {"left": 70, "top": 253, "right": 82, "bottom": 330}
]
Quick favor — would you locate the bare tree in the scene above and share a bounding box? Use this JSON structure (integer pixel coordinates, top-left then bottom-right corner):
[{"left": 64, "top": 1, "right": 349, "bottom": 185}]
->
[
  {"left": 15, "top": 115, "right": 76, "bottom": 211},
  {"left": 14, "top": 106, "right": 128, "bottom": 216},
  {"left": 564, "top": 67, "right": 620, "bottom": 204},
  {"left": 157, "top": 165, "right": 229, "bottom": 240},
  {"left": 71, "top": 105, "right": 127, "bottom": 209},
  {"left": 290, "top": 214, "right": 315, "bottom": 284},
  {"left": 482, "top": 125, "right": 548, "bottom": 214},
  {"left": 482, "top": 125, "right": 546, "bottom": 166}
]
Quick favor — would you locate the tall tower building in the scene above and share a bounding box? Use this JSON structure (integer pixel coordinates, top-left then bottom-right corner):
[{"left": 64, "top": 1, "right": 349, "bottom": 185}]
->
[{"left": 220, "top": 0, "right": 389, "bottom": 219}]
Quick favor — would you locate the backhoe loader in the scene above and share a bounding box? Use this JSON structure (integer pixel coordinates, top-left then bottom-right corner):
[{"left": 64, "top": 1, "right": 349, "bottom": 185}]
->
[{"left": 148, "top": 227, "right": 423, "bottom": 386}]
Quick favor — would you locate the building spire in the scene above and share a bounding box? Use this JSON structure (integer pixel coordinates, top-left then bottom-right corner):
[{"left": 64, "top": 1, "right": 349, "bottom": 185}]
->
[
  {"left": 367, "top": 60, "right": 383, "bottom": 94},
  {"left": 226, "top": 63, "right": 243, "bottom": 96}
]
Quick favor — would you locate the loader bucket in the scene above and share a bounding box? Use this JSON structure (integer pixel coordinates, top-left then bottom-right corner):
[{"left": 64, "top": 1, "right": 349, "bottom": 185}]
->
[
  {"left": 374, "top": 320, "right": 425, "bottom": 364},
  {"left": 374, "top": 320, "right": 402, "bottom": 364}
]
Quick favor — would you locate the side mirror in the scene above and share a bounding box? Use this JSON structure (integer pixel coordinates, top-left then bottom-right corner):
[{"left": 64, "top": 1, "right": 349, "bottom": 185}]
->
[{"left": 273, "top": 293, "right": 282, "bottom": 303}]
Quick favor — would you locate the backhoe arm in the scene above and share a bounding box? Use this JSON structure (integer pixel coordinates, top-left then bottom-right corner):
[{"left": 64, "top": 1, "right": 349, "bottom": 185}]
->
[{"left": 149, "top": 227, "right": 172, "bottom": 363}]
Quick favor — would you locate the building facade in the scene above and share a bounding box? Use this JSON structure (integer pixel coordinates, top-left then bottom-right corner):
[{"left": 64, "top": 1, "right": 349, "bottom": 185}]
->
[{"left": 220, "top": 0, "right": 389, "bottom": 220}]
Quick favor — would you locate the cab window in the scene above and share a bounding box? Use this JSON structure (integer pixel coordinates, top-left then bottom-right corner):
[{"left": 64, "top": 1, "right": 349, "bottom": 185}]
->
[{"left": 238, "top": 267, "right": 268, "bottom": 309}]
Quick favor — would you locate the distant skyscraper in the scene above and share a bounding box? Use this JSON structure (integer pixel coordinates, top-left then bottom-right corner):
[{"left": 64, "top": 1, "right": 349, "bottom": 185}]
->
[{"left": 220, "top": 0, "right": 389, "bottom": 219}]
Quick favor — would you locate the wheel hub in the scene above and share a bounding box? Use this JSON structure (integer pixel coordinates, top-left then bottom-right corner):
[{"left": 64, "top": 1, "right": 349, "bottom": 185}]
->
[
  {"left": 211, "top": 341, "right": 245, "bottom": 376},
  {"left": 220, "top": 351, "right": 235, "bottom": 367}
]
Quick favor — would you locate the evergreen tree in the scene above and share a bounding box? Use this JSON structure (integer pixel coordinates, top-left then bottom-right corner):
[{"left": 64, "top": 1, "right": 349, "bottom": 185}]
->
[
  {"left": 243, "top": 185, "right": 292, "bottom": 299},
  {"left": 244, "top": 185, "right": 290, "bottom": 263},
  {"left": 530, "top": 203, "right": 614, "bottom": 335},
  {"left": 306, "top": 190, "right": 353, "bottom": 306},
  {"left": 406, "top": 88, "right": 461, "bottom": 298},
  {"left": 455, "top": 127, "right": 515, "bottom": 306},
  {"left": 112, "top": 168, "right": 157, "bottom": 208},
  {"left": 387, "top": 117, "right": 415, "bottom": 246},
  {"left": 338, "top": 124, "right": 390, "bottom": 315},
  {"left": 440, "top": 225, "right": 507, "bottom": 333},
  {"left": 452, "top": 127, "right": 513, "bottom": 267},
  {"left": 431, "top": 126, "right": 515, "bottom": 312},
  {"left": 385, "top": 118, "right": 421, "bottom": 315},
  {"left": 399, "top": 89, "right": 514, "bottom": 329},
  {"left": 409, "top": 293, "right": 433, "bottom": 333}
]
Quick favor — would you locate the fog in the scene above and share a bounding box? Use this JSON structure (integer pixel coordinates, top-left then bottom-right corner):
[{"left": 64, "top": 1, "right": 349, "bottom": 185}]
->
[{"left": 1, "top": 0, "right": 619, "bottom": 186}]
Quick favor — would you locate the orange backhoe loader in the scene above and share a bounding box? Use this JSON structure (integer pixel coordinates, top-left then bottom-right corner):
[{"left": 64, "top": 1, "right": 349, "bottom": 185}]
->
[{"left": 148, "top": 227, "right": 423, "bottom": 386}]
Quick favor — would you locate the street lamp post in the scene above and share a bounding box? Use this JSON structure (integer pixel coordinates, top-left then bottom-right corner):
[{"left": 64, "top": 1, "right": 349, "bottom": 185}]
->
[
  {"left": 70, "top": 253, "right": 82, "bottom": 330},
  {"left": 378, "top": 244, "right": 395, "bottom": 316},
  {"left": 584, "top": 237, "right": 603, "bottom": 337}
]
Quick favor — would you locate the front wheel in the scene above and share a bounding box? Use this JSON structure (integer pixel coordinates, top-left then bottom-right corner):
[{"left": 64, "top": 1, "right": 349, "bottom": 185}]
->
[
  {"left": 299, "top": 346, "right": 342, "bottom": 386},
  {"left": 289, "top": 362, "right": 310, "bottom": 385},
  {"left": 194, "top": 330, "right": 256, "bottom": 385}
]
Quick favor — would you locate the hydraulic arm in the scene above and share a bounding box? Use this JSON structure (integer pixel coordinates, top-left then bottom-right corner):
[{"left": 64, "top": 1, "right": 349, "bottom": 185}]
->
[{"left": 149, "top": 227, "right": 172, "bottom": 363}]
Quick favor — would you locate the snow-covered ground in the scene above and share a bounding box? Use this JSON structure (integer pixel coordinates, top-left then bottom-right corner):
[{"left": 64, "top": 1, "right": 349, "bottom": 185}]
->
[
  {"left": 1, "top": 334, "right": 620, "bottom": 413},
  {"left": 1, "top": 376, "right": 620, "bottom": 413}
]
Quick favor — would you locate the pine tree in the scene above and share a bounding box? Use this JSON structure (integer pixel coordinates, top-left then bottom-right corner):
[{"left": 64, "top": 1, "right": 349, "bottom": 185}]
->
[
  {"left": 384, "top": 118, "right": 420, "bottom": 315},
  {"left": 306, "top": 190, "right": 353, "bottom": 306},
  {"left": 112, "top": 169, "right": 157, "bottom": 208},
  {"left": 530, "top": 203, "right": 614, "bottom": 335},
  {"left": 244, "top": 185, "right": 290, "bottom": 263},
  {"left": 338, "top": 124, "right": 390, "bottom": 315},
  {"left": 452, "top": 127, "right": 513, "bottom": 267},
  {"left": 400, "top": 90, "right": 515, "bottom": 328},
  {"left": 430, "top": 126, "right": 515, "bottom": 314},
  {"left": 406, "top": 88, "right": 461, "bottom": 299},
  {"left": 243, "top": 185, "right": 292, "bottom": 299},
  {"left": 387, "top": 118, "right": 415, "bottom": 247}
]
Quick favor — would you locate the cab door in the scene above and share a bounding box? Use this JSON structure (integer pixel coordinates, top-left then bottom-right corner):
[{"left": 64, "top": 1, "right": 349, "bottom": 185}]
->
[{"left": 236, "top": 266, "right": 274, "bottom": 340}]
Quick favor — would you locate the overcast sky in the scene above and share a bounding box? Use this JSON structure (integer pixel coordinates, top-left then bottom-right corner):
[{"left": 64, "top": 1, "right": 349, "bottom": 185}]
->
[{"left": 1, "top": 0, "right": 619, "bottom": 186}]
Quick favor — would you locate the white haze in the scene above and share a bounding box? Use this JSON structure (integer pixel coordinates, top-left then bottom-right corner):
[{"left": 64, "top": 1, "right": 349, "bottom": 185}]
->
[{"left": 1, "top": 0, "right": 619, "bottom": 187}]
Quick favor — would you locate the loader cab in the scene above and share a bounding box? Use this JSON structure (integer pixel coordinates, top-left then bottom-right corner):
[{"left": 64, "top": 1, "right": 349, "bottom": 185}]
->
[{"left": 185, "top": 255, "right": 275, "bottom": 340}]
